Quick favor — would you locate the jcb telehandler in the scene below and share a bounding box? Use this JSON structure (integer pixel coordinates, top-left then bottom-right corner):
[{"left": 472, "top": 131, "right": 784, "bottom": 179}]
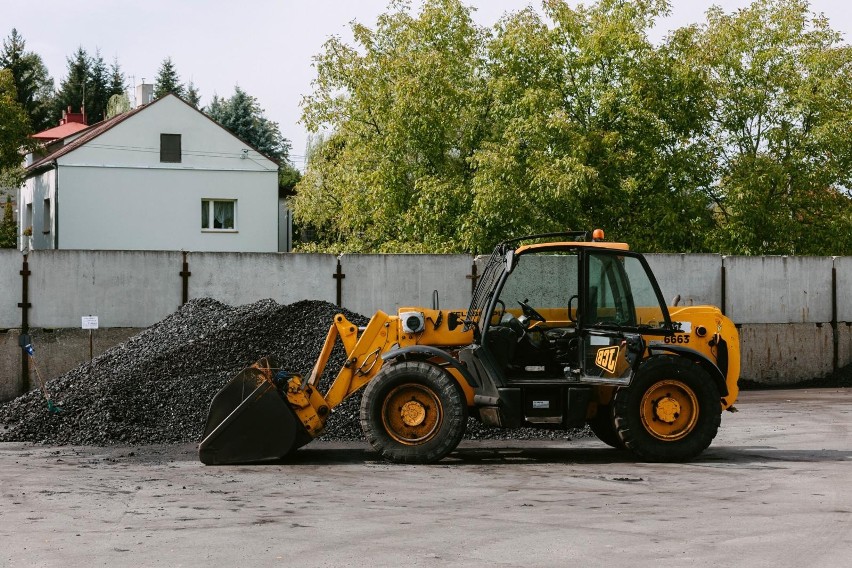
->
[{"left": 199, "top": 230, "right": 739, "bottom": 465}]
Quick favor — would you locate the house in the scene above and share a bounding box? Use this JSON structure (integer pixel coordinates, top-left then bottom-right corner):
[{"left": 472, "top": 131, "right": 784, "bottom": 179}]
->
[{"left": 19, "top": 92, "right": 281, "bottom": 252}]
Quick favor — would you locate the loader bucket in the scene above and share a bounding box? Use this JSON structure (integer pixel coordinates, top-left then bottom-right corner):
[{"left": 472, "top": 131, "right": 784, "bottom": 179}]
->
[{"left": 199, "top": 358, "right": 313, "bottom": 465}]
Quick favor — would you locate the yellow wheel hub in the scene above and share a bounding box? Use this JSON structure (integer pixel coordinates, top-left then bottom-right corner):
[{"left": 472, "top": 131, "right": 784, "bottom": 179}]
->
[
  {"left": 401, "top": 400, "right": 427, "bottom": 427},
  {"left": 381, "top": 383, "right": 443, "bottom": 445},
  {"left": 640, "top": 380, "right": 699, "bottom": 441}
]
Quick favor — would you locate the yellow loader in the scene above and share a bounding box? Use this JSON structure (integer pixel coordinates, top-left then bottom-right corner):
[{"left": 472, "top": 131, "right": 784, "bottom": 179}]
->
[{"left": 199, "top": 231, "right": 739, "bottom": 464}]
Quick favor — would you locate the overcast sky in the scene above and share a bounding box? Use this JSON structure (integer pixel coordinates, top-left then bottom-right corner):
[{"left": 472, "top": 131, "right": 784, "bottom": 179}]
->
[{"left": 4, "top": 0, "right": 850, "bottom": 169}]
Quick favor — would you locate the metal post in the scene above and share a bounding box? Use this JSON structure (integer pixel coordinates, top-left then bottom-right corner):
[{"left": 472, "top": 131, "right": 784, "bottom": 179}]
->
[
  {"left": 720, "top": 260, "right": 727, "bottom": 316},
  {"left": 333, "top": 259, "right": 346, "bottom": 307},
  {"left": 466, "top": 262, "right": 479, "bottom": 297},
  {"left": 832, "top": 264, "right": 838, "bottom": 372},
  {"left": 180, "top": 251, "right": 191, "bottom": 305},
  {"left": 18, "top": 254, "right": 31, "bottom": 392}
]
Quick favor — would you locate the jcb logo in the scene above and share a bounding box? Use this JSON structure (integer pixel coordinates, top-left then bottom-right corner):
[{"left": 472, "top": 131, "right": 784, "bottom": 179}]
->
[{"left": 595, "top": 346, "right": 619, "bottom": 374}]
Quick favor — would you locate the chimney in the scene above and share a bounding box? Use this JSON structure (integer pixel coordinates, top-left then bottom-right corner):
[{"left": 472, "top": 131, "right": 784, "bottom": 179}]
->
[
  {"left": 136, "top": 83, "right": 154, "bottom": 108},
  {"left": 60, "top": 106, "right": 87, "bottom": 125}
]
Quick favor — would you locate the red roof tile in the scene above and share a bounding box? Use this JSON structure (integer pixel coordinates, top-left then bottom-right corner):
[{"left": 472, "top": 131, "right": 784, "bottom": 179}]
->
[
  {"left": 26, "top": 98, "right": 157, "bottom": 173},
  {"left": 32, "top": 122, "right": 91, "bottom": 141}
]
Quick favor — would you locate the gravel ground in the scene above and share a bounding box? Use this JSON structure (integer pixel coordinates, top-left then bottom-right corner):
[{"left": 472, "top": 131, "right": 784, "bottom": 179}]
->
[{"left": 0, "top": 298, "right": 583, "bottom": 446}]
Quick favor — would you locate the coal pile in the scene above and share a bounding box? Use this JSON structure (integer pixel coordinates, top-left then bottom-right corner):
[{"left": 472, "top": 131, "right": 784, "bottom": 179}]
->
[
  {"left": 0, "top": 299, "right": 368, "bottom": 445},
  {"left": 0, "top": 298, "right": 584, "bottom": 447}
]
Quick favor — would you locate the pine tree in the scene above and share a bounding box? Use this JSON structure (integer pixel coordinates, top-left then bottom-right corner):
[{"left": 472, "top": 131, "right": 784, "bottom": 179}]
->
[
  {"left": 0, "top": 28, "right": 54, "bottom": 131},
  {"left": 153, "top": 57, "right": 184, "bottom": 99},
  {"left": 87, "top": 50, "right": 110, "bottom": 122},
  {"left": 206, "top": 85, "right": 289, "bottom": 160},
  {"left": 185, "top": 80, "right": 201, "bottom": 108},
  {"left": 108, "top": 58, "right": 125, "bottom": 98},
  {"left": 54, "top": 47, "right": 91, "bottom": 123}
]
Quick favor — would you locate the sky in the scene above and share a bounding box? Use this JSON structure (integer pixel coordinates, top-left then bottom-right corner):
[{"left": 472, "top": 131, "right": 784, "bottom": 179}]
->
[{"left": 3, "top": 0, "right": 851, "bottom": 169}]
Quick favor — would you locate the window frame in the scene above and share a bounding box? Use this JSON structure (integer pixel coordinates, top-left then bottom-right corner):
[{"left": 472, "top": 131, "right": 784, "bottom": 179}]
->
[{"left": 201, "top": 199, "right": 238, "bottom": 232}]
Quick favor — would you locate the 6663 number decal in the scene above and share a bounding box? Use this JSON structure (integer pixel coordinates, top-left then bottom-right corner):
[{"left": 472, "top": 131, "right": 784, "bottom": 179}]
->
[{"left": 663, "top": 334, "right": 690, "bottom": 344}]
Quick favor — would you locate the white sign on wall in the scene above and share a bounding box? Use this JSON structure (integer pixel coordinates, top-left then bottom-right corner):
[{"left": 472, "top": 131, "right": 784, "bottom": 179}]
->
[{"left": 82, "top": 316, "right": 99, "bottom": 330}]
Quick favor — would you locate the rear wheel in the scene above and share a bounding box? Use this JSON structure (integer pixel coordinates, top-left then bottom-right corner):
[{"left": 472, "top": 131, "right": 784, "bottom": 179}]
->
[
  {"left": 587, "top": 403, "right": 625, "bottom": 449},
  {"left": 614, "top": 356, "right": 721, "bottom": 462},
  {"left": 360, "top": 361, "right": 467, "bottom": 464}
]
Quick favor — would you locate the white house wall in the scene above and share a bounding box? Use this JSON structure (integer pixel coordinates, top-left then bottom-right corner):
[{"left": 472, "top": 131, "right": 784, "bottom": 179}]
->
[
  {"left": 19, "top": 168, "right": 56, "bottom": 250},
  {"left": 58, "top": 167, "right": 276, "bottom": 251},
  {"left": 51, "top": 95, "right": 278, "bottom": 252}
]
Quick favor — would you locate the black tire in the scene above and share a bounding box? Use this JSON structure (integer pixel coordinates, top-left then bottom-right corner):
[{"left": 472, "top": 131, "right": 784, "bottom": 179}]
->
[
  {"left": 614, "top": 355, "right": 721, "bottom": 462},
  {"left": 587, "top": 403, "right": 625, "bottom": 449},
  {"left": 360, "top": 361, "right": 467, "bottom": 464}
]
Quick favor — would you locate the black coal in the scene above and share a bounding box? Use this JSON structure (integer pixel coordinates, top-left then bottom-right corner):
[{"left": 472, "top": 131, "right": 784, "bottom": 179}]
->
[{"left": 0, "top": 298, "right": 582, "bottom": 446}]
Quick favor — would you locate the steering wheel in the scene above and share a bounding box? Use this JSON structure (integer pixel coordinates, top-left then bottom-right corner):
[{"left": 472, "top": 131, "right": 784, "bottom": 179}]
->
[{"left": 518, "top": 299, "right": 546, "bottom": 323}]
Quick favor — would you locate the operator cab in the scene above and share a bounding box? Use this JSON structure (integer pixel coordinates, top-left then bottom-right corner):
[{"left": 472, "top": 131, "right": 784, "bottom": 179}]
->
[{"left": 458, "top": 231, "right": 674, "bottom": 428}]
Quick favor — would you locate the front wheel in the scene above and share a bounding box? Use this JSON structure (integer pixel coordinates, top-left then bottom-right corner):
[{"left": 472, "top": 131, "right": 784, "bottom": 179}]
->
[
  {"left": 360, "top": 361, "right": 467, "bottom": 464},
  {"left": 613, "top": 356, "right": 721, "bottom": 462}
]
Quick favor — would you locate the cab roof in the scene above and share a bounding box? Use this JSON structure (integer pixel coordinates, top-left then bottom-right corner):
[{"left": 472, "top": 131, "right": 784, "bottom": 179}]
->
[{"left": 516, "top": 241, "right": 630, "bottom": 254}]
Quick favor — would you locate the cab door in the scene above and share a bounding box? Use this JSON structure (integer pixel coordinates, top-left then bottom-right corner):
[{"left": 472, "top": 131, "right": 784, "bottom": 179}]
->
[{"left": 577, "top": 250, "right": 671, "bottom": 385}]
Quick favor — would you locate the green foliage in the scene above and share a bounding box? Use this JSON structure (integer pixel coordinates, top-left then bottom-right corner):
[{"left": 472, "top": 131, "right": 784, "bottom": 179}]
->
[
  {"left": 295, "top": 0, "right": 852, "bottom": 256},
  {"left": 206, "top": 86, "right": 290, "bottom": 161},
  {"left": 185, "top": 80, "right": 201, "bottom": 108},
  {"left": 50, "top": 47, "right": 126, "bottom": 125},
  {"left": 0, "top": 68, "right": 32, "bottom": 171},
  {"left": 1, "top": 29, "right": 54, "bottom": 132},
  {"left": 693, "top": 0, "right": 852, "bottom": 254},
  {"left": 298, "top": 0, "right": 488, "bottom": 253},
  {"left": 153, "top": 57, "right": 185, "bottom": 99},
  {"left": 278, "top": 163, "right": 301, "bottom": 196},
  {"left": 0, "top": 196, "right": 16, "bottom": 248},
  {"left": 53, "top": 47, "right": 91, "bottom": 122}
]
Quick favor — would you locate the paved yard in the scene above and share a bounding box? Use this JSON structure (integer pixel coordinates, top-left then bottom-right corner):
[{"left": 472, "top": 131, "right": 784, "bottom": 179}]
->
[{"left": 2, "top": 389, "right": 851, "bottom": 567}]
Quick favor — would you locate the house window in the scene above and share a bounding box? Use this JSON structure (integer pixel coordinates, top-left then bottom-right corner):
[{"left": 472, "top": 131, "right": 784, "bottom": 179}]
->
[
  {"left": 201, "top": 199, "right": 236, "bottom": 230},
  {"left": 160, "top": 133, "right": 181, "bottom": 163},
  {"left": 43, "top": 198, "right": 51, "bottom": 233}
]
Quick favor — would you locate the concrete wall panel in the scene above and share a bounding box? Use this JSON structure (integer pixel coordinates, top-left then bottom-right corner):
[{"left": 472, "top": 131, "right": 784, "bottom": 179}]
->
[
  {"left": 834, "top": 257, "right": 852, "bottom": 323},
  {"left": 838, "top": 323, "right": 852, "bottom": 369},
  {"left": 339, "top": 254, "right": 474, "bottom": 316},
  {"left": 28, "top": 250, "right": 182, "bottom": 328},
  {"left": 0, "top": 250, "right": 21, "bottom": 328},
  {"left": 739, "top": 323, "right": 833, "bottom": 384},
  {"left": 725, "top": 256, "right": 833, "bottom": 324},
  {"left": 188, "top": 252, "right": 336, "bottom": 307},
  {"left": 645, "top": 254, "right": 722, "bottom": 308}
]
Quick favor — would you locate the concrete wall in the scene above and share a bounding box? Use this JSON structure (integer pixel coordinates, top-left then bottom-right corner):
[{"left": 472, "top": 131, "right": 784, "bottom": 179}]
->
[
  {"left": 339, "top": 254, "right": 473, "bottom": 316},
  {"left": 188, "top": 252, "right": 336, "bottom": 306},
  {"left": 2, "top": 249, "right": 852, "bottom": 400}
]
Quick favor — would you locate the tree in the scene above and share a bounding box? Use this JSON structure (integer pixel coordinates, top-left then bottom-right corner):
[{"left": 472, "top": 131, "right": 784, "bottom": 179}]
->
[
  {"left": 467, "top": 0, "right": 716, "bottom": 253},
  {"left": 153, "top": 57, "right": 185, "bottom": 99},
  {"left": 690, "top": 0, "right": 852, "bottom": 255},
  {"left": 54, "top": 47, "right": 91, "bottom": 122},
  {"left": 0, "top": 68, "right": 32, "bottom": 174},
  {"left": 0, "top": 28, "right": 55, "bottom": 132},
  {"left": 297, "top": 0, "right": 489, "bottom": 252},
  {"left": 185, "top": 80, "right": 201, "bottom": 108},
  {"left": 0, "top": 28, "right": 53, "bottom": 132},
  {"left": 86, "top": 50, "right": 111, "bottom": 122},
  {"left": 0, "top": 196, "right": 16, "bottom": 248},
  {"left": 108, "top": 58, "right": 126, "bottom": 99},
  {"left": 206, "top": 86, "right": 290, "bottom": 161}
]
